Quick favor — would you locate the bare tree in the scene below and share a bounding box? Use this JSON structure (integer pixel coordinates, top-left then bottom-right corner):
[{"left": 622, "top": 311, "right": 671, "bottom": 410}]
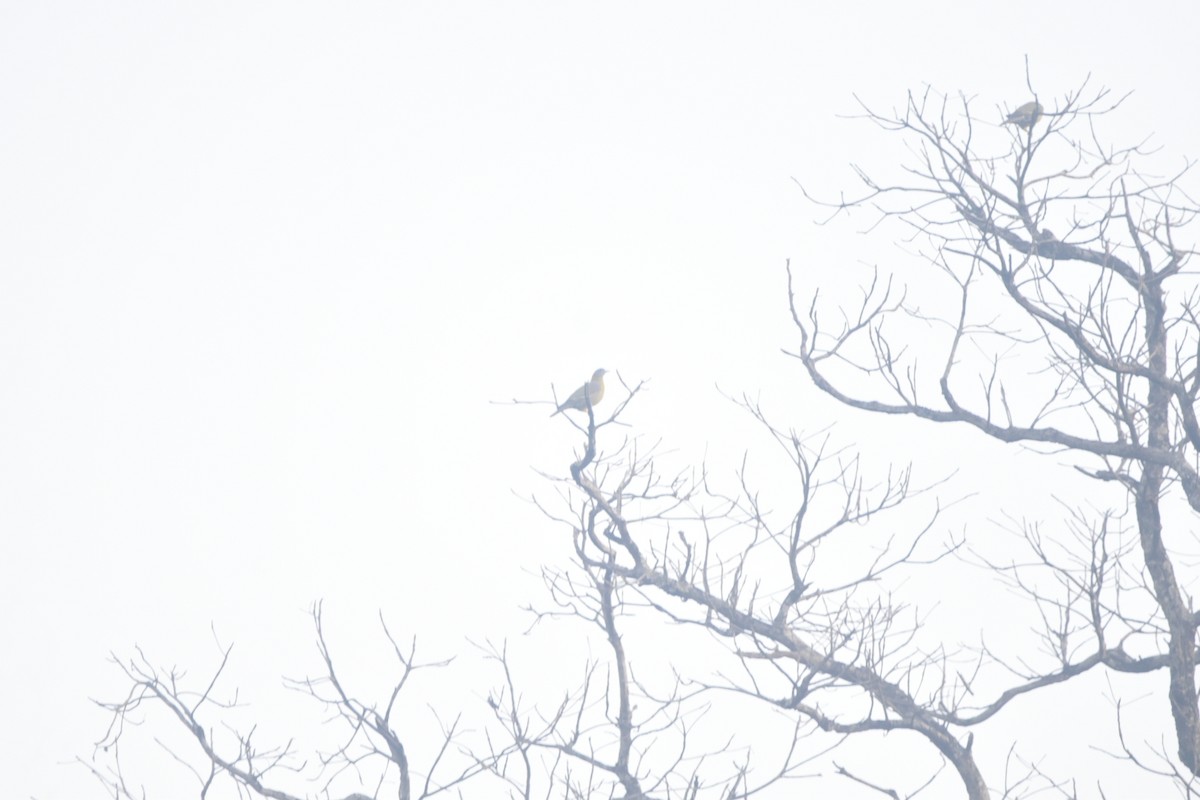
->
[
  {"left": 91, "top": 387, "right": 962, "bottom": 797},
  {"left": 790, "top": 70, "right": 1200, "bottom": 792},
  {"left": 89, "top": 75, "right": 1199, "bottom": 799},
  {"left": 90, "top": 605, "right": 502, "bottom": 800},
  {"left": 503, "top": 387, "right": 989, "bottom": 798}
]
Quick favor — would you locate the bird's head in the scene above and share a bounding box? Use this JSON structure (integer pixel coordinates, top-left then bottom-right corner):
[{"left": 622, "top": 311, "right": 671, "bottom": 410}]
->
[{"left": 592, "top": 368, "right": 607, "bottom": 381}]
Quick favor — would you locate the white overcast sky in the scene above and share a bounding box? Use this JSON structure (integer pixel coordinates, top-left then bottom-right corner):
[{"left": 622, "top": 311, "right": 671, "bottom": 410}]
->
[{"left": 3, "top": 2, "right": 1200, "bottom": 798}]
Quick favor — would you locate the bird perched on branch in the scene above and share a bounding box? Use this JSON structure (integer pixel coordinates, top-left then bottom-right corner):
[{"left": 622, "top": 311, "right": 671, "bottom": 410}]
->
[
  {"left": 551, "top": 368, "right": 607, "bottom": 416},
  {"left": 1004, "top": 101, "right": 1043, "bottom": 129}
]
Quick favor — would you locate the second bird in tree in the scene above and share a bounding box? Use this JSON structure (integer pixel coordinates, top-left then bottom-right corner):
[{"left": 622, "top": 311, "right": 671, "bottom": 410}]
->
[
  {"left": 1004, "top": 101, "right": 1043, "bottom": 129},
  {"left": 551, "top": 368, "right": 607, "bottom": 416}
]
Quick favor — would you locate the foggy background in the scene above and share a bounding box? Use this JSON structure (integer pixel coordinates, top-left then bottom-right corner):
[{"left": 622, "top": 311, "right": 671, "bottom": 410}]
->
[{"left": 3, "top": 1, "right": 1199, "bottom": 797}]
